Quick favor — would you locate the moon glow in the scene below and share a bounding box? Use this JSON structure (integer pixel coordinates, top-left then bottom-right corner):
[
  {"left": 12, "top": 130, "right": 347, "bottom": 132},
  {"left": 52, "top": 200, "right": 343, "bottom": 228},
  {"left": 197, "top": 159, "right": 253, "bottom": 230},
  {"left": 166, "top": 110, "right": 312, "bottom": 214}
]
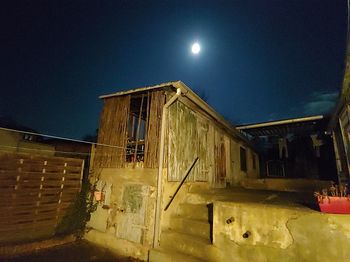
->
[{"left": 191, "top": 42, "right": 201, "bottom": 54}]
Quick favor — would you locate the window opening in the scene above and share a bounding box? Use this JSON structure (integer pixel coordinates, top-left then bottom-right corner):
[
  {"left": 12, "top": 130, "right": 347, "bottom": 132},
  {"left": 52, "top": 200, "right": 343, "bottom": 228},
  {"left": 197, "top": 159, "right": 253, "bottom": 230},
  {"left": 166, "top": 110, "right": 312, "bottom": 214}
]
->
[
  {"left": 126, "top": 93, "right": 149, "bottom": 162},
  {"left": 240, "top": 147, "right": 247, "bottom": 171}
]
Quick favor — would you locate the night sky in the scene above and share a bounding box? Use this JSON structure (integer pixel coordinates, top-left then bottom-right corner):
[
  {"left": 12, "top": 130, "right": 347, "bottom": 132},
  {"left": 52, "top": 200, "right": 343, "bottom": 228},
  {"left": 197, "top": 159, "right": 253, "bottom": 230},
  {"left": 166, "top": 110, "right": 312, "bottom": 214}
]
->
[{"left": 1, "top": 0, "right": 348, "bottom": 139}]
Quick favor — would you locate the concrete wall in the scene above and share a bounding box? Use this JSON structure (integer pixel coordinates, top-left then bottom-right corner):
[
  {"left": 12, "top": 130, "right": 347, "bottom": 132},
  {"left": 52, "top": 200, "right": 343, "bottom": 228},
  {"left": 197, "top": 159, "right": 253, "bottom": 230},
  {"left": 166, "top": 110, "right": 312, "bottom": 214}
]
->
[
  {"left": 160, "top": 181, "right": 194, "bottom": 231},
  {"left": 84, "top": 167, "right": 157, "bottom": 260},
  {"left": 212, "top": 201, "right": 350, "bottom": 262},
  {"left": 0, "top": 129, "right": 54, "bottom": 155},
  {"left": 229, "top": 140, "right": 259, "bottom": 185},
  {"left": 241, "top": 178, "right": 332, "bottom": 192},
  {"left": 0, "top": 129, "right": 20, "bottom": 151}
]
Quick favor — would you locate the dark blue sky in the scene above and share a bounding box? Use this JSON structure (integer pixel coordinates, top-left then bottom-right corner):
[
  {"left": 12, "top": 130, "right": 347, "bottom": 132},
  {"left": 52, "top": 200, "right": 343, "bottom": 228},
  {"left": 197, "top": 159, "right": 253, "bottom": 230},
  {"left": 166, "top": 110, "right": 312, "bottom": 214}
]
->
[{"left": 0, "top": 0, "right": 348, "bottom": 139}]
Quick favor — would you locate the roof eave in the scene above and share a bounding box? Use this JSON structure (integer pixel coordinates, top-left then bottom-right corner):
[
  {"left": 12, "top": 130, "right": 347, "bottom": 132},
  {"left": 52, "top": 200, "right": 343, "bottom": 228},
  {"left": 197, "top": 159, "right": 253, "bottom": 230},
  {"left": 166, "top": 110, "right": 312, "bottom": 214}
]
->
[
  {"left": 237, "top": 115, "right": 324, "bottom": 130},
  {"left": 99, "top": 81, "right": 180, "bottom": 99},
  {"left": 98, "top": 80, "right": 252, "bottom": 147}
]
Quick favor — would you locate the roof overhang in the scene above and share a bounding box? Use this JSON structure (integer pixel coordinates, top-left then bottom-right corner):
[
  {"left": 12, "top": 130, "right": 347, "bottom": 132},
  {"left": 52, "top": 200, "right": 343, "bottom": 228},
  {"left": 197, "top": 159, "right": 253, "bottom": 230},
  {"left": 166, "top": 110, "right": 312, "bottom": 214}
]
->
[
  {"left": 99, "top": 81, "right": 252, "bottom": 146},
  {"left": 237, "top": 115, "right": 325, "bottom": 137},
  {"left": 99, "top": 81, "right": 177, "bottom": 99}
]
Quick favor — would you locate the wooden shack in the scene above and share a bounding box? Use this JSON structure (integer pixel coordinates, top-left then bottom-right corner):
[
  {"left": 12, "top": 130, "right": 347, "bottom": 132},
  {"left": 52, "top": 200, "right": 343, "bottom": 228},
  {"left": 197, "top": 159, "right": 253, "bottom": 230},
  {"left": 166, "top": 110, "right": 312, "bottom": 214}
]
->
[{"left": 86, "top": 81, "right": 259, "bottom": 259}]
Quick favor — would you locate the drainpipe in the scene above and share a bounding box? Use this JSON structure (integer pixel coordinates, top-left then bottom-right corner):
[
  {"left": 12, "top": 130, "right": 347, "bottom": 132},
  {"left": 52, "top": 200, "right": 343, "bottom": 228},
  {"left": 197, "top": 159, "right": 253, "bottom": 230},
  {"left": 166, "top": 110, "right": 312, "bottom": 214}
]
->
[{"left": 153, "top": 87, "right": 182, "bottom": 248}]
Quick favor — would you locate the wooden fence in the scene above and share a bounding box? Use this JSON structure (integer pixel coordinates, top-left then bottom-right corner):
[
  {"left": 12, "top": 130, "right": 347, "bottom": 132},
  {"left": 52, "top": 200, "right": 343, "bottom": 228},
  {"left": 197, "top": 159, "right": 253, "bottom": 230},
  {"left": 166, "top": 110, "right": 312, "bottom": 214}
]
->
[{"left": 0, "top": 152, "right": 84, "bottom": 243}]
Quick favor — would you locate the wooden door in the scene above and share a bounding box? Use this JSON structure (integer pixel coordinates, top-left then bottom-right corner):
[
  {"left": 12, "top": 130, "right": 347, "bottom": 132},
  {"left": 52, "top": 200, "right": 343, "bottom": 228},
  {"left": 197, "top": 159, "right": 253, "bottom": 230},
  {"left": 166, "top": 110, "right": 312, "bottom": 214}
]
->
[{"left": 116, "top": 184, "right": 149, "bottom": 244}]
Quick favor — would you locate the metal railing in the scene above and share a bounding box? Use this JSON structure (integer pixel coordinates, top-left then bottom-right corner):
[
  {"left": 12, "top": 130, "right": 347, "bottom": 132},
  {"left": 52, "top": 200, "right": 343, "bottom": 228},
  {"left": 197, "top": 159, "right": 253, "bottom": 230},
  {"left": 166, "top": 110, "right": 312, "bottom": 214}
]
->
[{"left": 164, "top": 157, "right": 199, "bottom": 211}]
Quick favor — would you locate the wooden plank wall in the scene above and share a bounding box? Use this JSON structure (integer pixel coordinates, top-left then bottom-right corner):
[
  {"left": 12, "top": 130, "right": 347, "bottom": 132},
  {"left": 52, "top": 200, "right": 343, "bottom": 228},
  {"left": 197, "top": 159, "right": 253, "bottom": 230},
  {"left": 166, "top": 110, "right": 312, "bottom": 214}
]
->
[
  {"left": 0, "top": 152, "right": 84, "bottom": 243},
  {"left": 167, "top": 100, "right": 231, "bottom": 187},
  {"left": 213, "top": 129, "right": 227, "bottom": 187},
  {"left": 144, "top": 91, "right": 165, "bottom": 168},
  {"left": 168, "top": 101, "right": 199, "bottom": 182},
  {"left": 95, "top": 95, "right": 130, "bottom": 168},
  {"left": 167, "top": 100, "right": 219, "bottom": 182},
  {"left": 94, "top": 91, "right": 165, "bottom": 169},
  {"left": 197, "top": 116, "right": 213, "bottom": 182}
]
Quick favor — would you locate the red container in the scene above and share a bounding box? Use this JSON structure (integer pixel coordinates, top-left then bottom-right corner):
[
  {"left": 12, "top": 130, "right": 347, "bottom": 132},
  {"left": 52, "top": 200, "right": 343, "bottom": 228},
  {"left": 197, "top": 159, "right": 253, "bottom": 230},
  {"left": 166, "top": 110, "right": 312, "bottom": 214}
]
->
[{"left": 318, "top": 197, "right": 350, "bottom": 214}]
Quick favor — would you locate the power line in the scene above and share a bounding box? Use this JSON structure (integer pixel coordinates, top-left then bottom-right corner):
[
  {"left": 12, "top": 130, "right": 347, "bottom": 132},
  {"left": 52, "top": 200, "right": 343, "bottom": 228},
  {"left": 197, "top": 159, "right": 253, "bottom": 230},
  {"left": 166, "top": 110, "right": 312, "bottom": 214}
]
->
[
  {"left": 0, "top": 144, "right": 91, "bottom": 156},
  {"left": 0, "top": 127, "right": 146, "bottom": 153},
  {"left": 0, "top": 127, "right": 122, "bottom": 149},
  {"left": 0, "top": 144, "right": 146, "bottom": 157}
]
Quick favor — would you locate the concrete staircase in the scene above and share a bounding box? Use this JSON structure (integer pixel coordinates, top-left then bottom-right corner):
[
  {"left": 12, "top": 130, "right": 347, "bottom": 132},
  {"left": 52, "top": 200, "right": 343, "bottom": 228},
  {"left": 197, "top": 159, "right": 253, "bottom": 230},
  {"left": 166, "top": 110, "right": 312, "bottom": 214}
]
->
[
  {"left": 149, "top": 185, "right": 311, "bottom": 261},
  {"left": 149, "top": 185, "right": 220, "bottom": 262}
]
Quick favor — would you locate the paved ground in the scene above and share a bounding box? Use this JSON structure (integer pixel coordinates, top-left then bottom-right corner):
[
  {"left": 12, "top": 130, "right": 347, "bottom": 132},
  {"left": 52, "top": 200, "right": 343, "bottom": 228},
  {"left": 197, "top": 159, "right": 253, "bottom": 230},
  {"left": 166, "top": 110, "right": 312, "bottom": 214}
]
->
[{"left": 2, "top": 240, "right": 141, "bottom": 262}]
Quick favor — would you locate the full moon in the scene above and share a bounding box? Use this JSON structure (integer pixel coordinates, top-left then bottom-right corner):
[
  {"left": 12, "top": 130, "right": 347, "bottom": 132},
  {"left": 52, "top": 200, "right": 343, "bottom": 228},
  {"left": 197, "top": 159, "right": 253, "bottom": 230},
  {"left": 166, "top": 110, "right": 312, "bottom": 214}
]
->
[{"left": 191, "top": 42, "right": 201, "bottom": 54}]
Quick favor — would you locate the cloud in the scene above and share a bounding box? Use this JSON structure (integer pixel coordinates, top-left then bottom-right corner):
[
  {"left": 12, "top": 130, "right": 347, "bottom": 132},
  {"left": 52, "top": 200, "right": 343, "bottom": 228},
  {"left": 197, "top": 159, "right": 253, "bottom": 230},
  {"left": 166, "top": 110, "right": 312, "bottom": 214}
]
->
[{"left": 303, "top": 91, "right": 339, "bottom": 115}]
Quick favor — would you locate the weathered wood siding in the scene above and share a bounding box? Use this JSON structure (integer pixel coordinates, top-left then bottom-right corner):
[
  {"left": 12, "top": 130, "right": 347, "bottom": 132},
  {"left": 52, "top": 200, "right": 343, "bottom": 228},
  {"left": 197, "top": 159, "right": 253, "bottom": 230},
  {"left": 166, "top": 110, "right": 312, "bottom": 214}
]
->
[
  {"left": 0, "top": 152, "right": 84, "bottom": 243},
  {"left": 93, "top": 88, "right": 259, "bottom": 185},
  {"left": 213, "top": 129, "right": 227, "bottom": 187},
  {"left": 168, "top": 101, "right": 198, "bottom": 181},
  {"left": 168, "top": 101, "right": 215, "bottom": 182},
  {"left": 95, "top": 96, "right": 130, "bottom": 168},
  {"left": 166, "top": 99, "right": 259, "bottom": 186},
  {"left": 144, "top": 91, "right": 165, "bottom": 168},
  {"left": 197, "top": 116, "right": 213, "bottom": 181}
]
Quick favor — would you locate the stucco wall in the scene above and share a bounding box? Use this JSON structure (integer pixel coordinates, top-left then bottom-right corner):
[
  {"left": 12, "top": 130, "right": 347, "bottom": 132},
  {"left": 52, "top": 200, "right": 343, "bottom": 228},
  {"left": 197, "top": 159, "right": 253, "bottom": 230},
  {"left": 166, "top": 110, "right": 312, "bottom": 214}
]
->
[
  {"left": 212, "top": 201, "right": 350, "bottom": 262},
  {"left": 84, "top": 167, "right": 157, "bottom": 260}
]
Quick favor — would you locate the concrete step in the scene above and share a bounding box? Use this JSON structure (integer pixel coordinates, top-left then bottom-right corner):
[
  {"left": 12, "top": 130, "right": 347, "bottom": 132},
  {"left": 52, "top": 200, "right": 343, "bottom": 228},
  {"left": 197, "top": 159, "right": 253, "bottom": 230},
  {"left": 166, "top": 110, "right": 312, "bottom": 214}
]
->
[
  {"left": 186, "top": 187, "right": 261, "bottom": 205},
  {"left": 189, "top": 184, "right": 228, "bottom": 194},
  {"left": 185, "top": 190, "right": 288, "bottom": 205},
  {"left": 168, "top": 216, "right": 210, "bottom": 239},
  {"left": 188, "top": 183, "right": 210, "bottom": 193},
  {"left": 149, "top": 247, "right": 203, "bottom": 262},
  {"left": 187, "top": 186, "right": 315, "bottom": 206},
  {"left": 185, "top": 192, "right": 229, "bottom": 205},
  {"left": 177, "top": 203, "right": 209, "bottom": 221},
  {"left": 160, "top": 230, "right": 212, "bottom": 261}
]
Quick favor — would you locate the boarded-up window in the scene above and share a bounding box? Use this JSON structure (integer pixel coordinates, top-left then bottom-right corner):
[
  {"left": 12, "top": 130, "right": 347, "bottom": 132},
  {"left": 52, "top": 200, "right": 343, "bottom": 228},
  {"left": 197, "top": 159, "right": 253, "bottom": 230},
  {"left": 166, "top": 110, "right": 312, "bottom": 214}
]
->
[
  {"left": 144, "top": 91, "right": 165, "bottom": 168},
  {"left": 240, "top": 147, "right": 247, "bottom": 171},
  {"left": 95, "top": 91, "right": 165, "bottom": 169},
  {"left": 94, "top": 95, "right": 130, "bottom": 168}
]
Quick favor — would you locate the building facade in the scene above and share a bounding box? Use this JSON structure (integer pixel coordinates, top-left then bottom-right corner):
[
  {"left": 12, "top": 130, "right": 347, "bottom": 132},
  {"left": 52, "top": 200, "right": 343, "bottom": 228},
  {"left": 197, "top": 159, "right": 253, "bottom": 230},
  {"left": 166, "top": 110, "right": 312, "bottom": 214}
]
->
[{"left": 85, "top": 81, "right": 259, "bottom": 259}]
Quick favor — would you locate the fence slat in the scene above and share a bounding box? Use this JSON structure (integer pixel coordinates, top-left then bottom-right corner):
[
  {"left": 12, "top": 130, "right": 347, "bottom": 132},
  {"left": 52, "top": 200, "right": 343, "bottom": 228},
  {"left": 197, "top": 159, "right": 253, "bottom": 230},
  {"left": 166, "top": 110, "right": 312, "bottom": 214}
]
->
[{"left": 0, "top": 151, "right": 84, "bottom": 243}]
